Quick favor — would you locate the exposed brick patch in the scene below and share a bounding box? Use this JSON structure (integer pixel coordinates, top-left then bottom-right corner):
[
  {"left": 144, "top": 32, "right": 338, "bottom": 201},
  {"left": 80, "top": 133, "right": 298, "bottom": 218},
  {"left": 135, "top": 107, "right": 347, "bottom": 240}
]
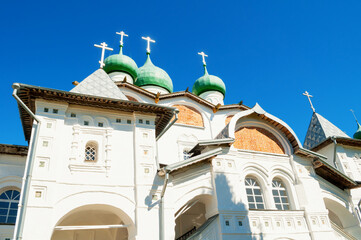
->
[
  {"left": 125, "top": 95, "right": 139, "bottom": 102},
  {"left": 225, "top": 115, "right": 234, "bottom": 125},
  {"left": 173, "top": 105, "right": 204, "bottom": 127},
  {"left": 234, "top": 127, "right": 285, "bottom": 154}
]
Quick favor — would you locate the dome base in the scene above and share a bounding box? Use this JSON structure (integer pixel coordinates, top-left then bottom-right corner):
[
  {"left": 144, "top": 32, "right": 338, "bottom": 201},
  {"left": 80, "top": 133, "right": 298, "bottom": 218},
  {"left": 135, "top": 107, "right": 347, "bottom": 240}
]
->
[
  {"left": 199, "top": 91, "right": 224, "bottom": 105},
  {"left": 141, "top": 85, "right": 170, "bottom": 94},
  {"left": 108, "top": 72, "right": 134, "bottom": 84}
]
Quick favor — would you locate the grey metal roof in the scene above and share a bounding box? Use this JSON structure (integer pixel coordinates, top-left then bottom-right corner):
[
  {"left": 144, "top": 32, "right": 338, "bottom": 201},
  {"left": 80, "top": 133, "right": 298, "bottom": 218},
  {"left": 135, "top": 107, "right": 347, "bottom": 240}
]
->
[
  {"left": 304, "top": 112, "right": 349, "bottom": 149},
  {"left": 70, "top": 69, "right": 128, "bottom": 100},
  {"left": 187, "top": 214, "right": 219, "bottom": 240},
  {"left": 165, "top": 148, "right": 222, "bottom": 173}
]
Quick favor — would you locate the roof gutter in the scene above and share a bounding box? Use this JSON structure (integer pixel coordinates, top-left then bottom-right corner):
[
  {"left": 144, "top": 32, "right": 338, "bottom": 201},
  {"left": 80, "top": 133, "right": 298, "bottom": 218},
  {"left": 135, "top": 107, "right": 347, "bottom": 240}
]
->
[
  {"left": 156, "top": 109, "right": 179, "bottom": 141},
  {"left": 12, "top": 83, "right": 41, "bottom": 240}
]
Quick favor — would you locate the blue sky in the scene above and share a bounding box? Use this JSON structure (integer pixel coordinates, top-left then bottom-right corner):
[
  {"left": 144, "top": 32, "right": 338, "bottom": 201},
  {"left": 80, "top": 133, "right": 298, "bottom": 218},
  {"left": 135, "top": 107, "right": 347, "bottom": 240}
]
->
[{"left": 1, "top": 0, "right": 361, "bottom": 145}]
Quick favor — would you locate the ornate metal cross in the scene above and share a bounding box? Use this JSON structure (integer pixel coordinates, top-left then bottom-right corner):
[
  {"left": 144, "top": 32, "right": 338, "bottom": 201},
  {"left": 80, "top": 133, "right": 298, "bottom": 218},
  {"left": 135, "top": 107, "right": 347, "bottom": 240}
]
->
[
  {"left": 303, "top": 91, "right": 316, "bottom": 113},
  {"left": 116, "top": 30, "right": 128, "bottom": 47},
  {"left": 142, "top": 36, "right": 155, "bottom": 54},
  {"left": 94, "top": 42, "right": 113, "bottom": 68}
]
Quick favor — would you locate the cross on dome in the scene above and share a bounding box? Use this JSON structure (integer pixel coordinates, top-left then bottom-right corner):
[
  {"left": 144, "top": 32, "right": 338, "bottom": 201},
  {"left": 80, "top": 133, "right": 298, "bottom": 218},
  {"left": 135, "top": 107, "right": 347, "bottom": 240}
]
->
[
  {"left": 142, "top": 36, "right": 155, "bottom": 54},
  {"left": 116, "top": 30, "right": 128, "bottom": 47},
  {"left": 351, "top": 109, "right": 359, "bottom": 123},
  {"left": 303, "top": 91, "right": 316, "bottom": 113},
  {"left": 198, "top": 52, "right": 208, "bottom": 66},
  {"left": 94, "top": 42, "right": 113, "bottom": 68}
]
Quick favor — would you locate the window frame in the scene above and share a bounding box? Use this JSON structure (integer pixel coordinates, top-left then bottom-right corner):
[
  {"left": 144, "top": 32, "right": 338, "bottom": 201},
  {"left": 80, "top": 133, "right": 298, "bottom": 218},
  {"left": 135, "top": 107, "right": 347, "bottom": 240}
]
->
[
  {"left": 84, "top": 141, "right": 98, "bottom": 162},
  {"left": 245, "top": 177, "right": 265, "bottom": 210},
  {"left": 271, "top": 179, "right": 290, "bottom": 210},
  {"left": 0, "top": 189, "right": 20, "bottom": 225}
]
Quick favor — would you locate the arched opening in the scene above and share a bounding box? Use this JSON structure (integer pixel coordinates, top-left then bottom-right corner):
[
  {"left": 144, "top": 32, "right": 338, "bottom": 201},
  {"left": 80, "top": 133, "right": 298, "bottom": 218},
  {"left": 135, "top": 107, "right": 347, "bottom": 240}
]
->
[
  {"left": 324, "top": 198, "right": 361, "bottom": 238},
  {"left": 174, "top": 195, "right": 215, "bottom": 239},
  {"left": 51, "top": 204, "right": 130, "bottom": 240}
]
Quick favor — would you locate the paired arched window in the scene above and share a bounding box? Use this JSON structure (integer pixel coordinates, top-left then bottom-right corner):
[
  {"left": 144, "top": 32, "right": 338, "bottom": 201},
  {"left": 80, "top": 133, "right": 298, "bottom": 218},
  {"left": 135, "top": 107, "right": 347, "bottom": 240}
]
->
[
  {"left": 272, "top": 179, "right": 290, "bottom": 210},
  {"left": 85, "top": 141, "right": 98, "bottom": 162},
  {"left": 245, "top": 177, "right": 290, "bottom": 210},
  {"left": 245, "top": 178, "right": 265, "bottom": 210},
  {"left": 0, "top": 189, "right": 20, "bottom": 224}
]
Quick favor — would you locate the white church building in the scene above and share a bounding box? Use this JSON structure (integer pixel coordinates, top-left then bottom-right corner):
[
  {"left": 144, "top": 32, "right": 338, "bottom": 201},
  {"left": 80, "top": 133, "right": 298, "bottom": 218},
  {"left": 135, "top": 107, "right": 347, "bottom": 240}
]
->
[{"left": 1, "top": 32, "right": 361, "bottom": 240}]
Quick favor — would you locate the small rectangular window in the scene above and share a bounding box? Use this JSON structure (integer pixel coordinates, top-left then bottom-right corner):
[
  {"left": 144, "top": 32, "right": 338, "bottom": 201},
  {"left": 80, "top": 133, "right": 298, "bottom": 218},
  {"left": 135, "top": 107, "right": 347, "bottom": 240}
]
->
[
  {"left": 225, "top": 220, "right": 230, "bottom": 226},
  {"left": 116, "top": 118, "right": 121, "bottom": 123},
  {"left": 70, "top": 113, "right": 76, "bottom": 117},
  {"left": 238, "top": 221, "right": 243, "bottom": 226},
  {"left": 44, "top": 108, "right": 49, "bottom": 112},
  {"left": 98, "top": 122, "right": 104, "bottom": 127},
  {"left": 53, "top": 109, "right": 58, "bottom": 114},
  {"left": 84, "top": 121, "right": 89, "bottom": 126},
  {"left": 42, "top": 141, "right": 49, "bottom": 147},
  {"left": 146, "top": 120, "right": 150, "bottom": 125},
  {"left": 127, "top": 120, "right": 131, "bottom": 124},
  {"left": 39, "top": 161, "right": 45, "bottom": 168},
  {"left": 139, "top": 119, "right": 143, "bottom": 124},
  {"left": 46, "top": 123, "right": 52, "bottom": 128},
  {"left": 35, "top": 191, "right": 42, "bottom": 198}
]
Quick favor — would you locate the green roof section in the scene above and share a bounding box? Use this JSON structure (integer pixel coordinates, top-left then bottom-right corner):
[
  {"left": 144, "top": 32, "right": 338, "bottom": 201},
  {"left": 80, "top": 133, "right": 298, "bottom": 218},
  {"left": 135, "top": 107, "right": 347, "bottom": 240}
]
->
[
  {"left": 353, "top": 122, "right": 361, "bottom": 139},
  {"left": 135, "top": 54, "right": 173, "bottom": 93},
  {"left": 103, "top": 46, "right": 138, "bottom": 80},
  {"left": 192, "top": 65, "right": 226, "bottom": 97}
]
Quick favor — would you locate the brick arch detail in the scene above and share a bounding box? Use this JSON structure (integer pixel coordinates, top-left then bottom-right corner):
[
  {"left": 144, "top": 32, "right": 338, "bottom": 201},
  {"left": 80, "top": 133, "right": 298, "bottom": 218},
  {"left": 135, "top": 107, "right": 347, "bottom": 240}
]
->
[
  {"left": 173, "top": 104, "right": 204, "bottom": 127},
  {"left": 234, "top": 126, "right": 285, "bottom": 154}
]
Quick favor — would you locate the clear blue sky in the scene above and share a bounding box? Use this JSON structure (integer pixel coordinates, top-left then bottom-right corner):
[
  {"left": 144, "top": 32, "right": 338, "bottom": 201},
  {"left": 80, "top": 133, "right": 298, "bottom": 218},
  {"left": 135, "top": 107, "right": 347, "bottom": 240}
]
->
[{"left": 1, "top": 0, "right": 361, "bottom": 146}]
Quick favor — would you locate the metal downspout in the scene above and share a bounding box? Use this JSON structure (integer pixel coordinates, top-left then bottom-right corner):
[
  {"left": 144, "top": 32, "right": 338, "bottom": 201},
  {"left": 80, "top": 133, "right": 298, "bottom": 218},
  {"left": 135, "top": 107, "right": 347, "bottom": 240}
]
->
[
  {"left": 156, "top": 110, "right": 178, "bottom": 240},
  {"left": 12, "top": 83, "right": 42, "bottom": 240},
  {"left": 159, "top": 171, "right": 169, "bottom": 240},
  {"left": 332, "top": 136, "right": 338, "bottom": 169}
]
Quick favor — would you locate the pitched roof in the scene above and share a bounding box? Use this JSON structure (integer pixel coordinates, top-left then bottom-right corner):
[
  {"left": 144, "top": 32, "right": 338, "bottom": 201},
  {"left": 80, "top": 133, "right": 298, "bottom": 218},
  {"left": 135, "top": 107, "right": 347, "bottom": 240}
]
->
[
  {"left": 304, "top": 112, "right": 349, "bottom": 149},
  {"left": 0, "top": 144, "right": 28, "bottom": 156},
  {"left": 115, "top": 81, "right": 250, "bottom": 111},
  {"left": 70, "top": 69, "right": 128, "bottom": 100},
  {"left": 13, "top": 83, "right": 176, "bottom": 141}
]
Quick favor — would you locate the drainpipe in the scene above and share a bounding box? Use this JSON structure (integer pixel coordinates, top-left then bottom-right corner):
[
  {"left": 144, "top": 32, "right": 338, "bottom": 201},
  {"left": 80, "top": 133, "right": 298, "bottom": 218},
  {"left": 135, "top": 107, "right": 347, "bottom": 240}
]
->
[
  {"left": 331, "top": 136, "right": 338, "bottom": 169},
  {"left": 155, "top": 110, "right": 178, "bottom": 170},
  {"left": 155, "top": 109, "right": 177, "bottom": 240},
  {"left": 159, "top": 171, "right": 169, "bottom": 240},
  {"left": 12, "top": 83, "right": 42, "bottom": 240}
]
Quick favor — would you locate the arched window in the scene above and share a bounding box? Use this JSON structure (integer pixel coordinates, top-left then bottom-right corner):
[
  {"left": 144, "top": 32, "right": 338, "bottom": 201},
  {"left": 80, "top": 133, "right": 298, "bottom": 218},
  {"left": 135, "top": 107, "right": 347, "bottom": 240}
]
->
[
  {"left": 272, "top": 179, "right": 290, "bottom": 210},
  {"left": 84, "top": 142, "right": 97, "bottom": 161},
  {"left": 0, "top": 189, "right": 20, "bottom": 224},
  {"left": 245, "top": 178, "right": 265, "bottom": 210}
]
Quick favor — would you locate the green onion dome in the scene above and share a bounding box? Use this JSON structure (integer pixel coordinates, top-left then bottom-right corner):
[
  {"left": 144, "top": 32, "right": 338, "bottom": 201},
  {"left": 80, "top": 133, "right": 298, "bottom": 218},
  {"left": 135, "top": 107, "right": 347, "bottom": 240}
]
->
[
  {"left": 353, "top": 122, "right": 361, "bottom": 139},
  {"left": 192, "top": 66, "right": 226, "bottom": 97},
  {"left": 103, "top": 49, "right": 138, "bottom": 80},
  {"left": 135, "top": 54, "right": 173, "bottom": 93}
]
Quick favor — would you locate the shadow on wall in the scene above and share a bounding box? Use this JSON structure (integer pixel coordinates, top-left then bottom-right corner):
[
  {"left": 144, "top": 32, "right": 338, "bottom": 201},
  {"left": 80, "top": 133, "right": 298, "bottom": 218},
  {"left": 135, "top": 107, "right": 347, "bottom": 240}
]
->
[{"left": 215, "top": 173, "right": 264, "bottom": 240}]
